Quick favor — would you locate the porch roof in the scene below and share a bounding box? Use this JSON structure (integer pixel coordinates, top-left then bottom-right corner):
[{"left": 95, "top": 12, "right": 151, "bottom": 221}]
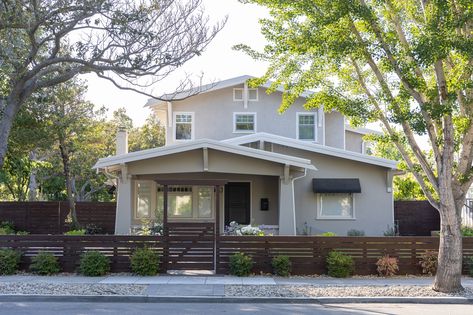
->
[{"left": 93, "top": 138, "right": 317, "bottom": 171}]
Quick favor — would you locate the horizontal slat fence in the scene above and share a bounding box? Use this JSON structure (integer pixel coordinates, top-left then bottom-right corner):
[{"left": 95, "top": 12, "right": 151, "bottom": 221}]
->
[
  {"left": 1, "top": 235, "right": 472, "bottom": 275},
  {"left": 0, "top": 202, "right": 116, "bottom": 234},
  {"left": 216, "top": 236, "right": 473, "bottom": 275}
]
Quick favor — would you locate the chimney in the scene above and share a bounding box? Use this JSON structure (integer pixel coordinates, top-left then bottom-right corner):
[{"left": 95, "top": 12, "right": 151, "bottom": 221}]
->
[{"left": 116, "top": 128, "right": 128, "bottom": 155}]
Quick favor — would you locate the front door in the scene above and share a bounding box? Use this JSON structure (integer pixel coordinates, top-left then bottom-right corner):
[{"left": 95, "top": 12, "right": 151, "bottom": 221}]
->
[{"left": 224, "top": 182, "right": 251, "bottom": 225}]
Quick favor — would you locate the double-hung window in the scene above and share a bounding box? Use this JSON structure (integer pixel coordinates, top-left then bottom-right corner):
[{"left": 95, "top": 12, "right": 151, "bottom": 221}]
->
[
  {"left": 297, "top": 113, "right": 317, "bottom": 141},
  {"left": 174, "top": 112, "right": 194, "bottom": 140},
  {"left": 234, "top": 113, "right": 256, "bottom": 133},
  {"left": 317, "top": 193, "right": 354, "bottom": 219}
]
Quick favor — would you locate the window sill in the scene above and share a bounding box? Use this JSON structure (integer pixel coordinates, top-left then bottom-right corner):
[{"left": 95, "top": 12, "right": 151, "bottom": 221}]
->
[
  {"left": 315, "top": 217, "right": 357, "bottom": 221},
  {"left": 233, "top": 131, "right": 255, "bottom": 134}
]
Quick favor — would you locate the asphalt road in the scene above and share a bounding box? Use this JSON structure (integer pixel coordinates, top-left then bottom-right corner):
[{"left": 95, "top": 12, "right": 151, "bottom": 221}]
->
[{"left": 0, "top": 302, "right": 472, "bottom": 315}]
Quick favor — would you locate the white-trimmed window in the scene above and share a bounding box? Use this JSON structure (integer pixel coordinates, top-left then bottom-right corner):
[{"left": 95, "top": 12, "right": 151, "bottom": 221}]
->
[
  {"left": 233, "top": 113, "right": 256, "bottom": 133},
  {"left": 173, "top": 112, "right": 194, "bottom": 141},
  {"left": 233, "top": 88, "right": 258, "bottom": 101},
  {"left": 157, "top": 185, "right": 214, "bottom": 220},
  {"left": 317, "top": 193, "right": 354, "bottom": 219},
  {"left": 362, "top": 141, "right": 374, "bottom": 155},
  {"left": 297, "top": 113, "right": 317, "bottom": 141},
  {"left": 135, "top": 181, "right": 152, "bottom": 219}
]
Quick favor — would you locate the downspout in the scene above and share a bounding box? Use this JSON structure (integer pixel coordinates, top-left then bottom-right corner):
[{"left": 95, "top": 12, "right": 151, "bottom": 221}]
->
[{"left": 288, "top": 168, "right": 307, "bottom": 235}]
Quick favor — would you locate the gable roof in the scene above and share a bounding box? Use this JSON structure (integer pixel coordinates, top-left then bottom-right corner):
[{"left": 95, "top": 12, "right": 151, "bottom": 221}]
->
[
  {"left": 93, "top": 138, "right": 317, "bottom": 171},
  {"left": 223, "top": 133, "right": 398, "bottom": 169},
  {"left": 145, "top": 75, "right": 314, "bottom": 107}
]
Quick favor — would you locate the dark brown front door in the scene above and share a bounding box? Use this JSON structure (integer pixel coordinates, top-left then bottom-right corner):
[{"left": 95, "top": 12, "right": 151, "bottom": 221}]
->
[{"left": 224, "top": 182, "right": 251, "bottom": 225}]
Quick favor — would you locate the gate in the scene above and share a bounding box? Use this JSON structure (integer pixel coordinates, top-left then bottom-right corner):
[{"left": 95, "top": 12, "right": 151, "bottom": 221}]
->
[{"left": 163, "top": 222, "right": 215, "bottom": 271}]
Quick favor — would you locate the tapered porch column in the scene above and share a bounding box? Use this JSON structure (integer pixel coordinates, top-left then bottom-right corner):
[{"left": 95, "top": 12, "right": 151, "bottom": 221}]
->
[
  {"left": 115, "top": 168, "right": 132, "bottom": 234},
  {"left": 278, "top": 178, "right": 296, "bottom": 235}
]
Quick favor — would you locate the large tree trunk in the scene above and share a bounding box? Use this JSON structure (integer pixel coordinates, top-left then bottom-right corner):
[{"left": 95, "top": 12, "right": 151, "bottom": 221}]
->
[
  {"left": 59, "top": 140, "right": 79, "bottom": 229},
  {"left": 0, "top": 97, "right": 21, "bottom": 168},
  {"left": 433, "top": 179, "right": 464, "bottom": 292},
  {"left": 28, "top": 151, "right": 38, "bottom": 201}
]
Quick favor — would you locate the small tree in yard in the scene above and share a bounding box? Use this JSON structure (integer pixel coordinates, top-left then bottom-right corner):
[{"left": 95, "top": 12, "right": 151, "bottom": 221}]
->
[
  {"left": 0, "top": 0, "right": 226, "bottom": 168},
  {"left": 239, "top": 0, "right": 473, "bottom": 292}
]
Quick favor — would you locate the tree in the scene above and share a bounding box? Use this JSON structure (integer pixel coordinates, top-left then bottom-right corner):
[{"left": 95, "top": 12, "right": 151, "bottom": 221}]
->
[
  {"left": 0, "top": 0, "right": 225, "bottom": 167},
  {"left": 239, "top": 0, "right": 473, "bottom": 292}
]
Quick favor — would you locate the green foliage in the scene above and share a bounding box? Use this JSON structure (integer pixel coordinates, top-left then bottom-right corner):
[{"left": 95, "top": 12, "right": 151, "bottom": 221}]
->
[
  {"left": 64, "top": 229, "right": 86, "bottom": 235},
  {"left": 419, "top": 251, "right": 438, "bottom": 276},
  {"left": 85, "top": 224, "right": 103, "bottom": 235},
  {"left": 30, "top": 252, "right": 61, "bottom": 275},
  {"left": 467, "top": 257, "right": 473, "bottom": 277},
  {"left": 347, "top": 229, "right": 365, "bottom": 236},
  {"left": 376, "top": 255, "right": 399, "bottom": 277},
  {"left": 229, "top": 252, "right": 254, "bottom": 277},
  {"left": 130, "top": 247, "right": 159, "bottom": 276},
  {"left": 326, "top": 251, "right": 354, "bottom": 278},
  {"left": 383, "top": 225, "right": 398, "bottom": 236},
  {"left": 271, "top": 255, "right": 292, "bottom": 277},
  {"left": 0, "top": 249, "right": 21, "bottom": 275},
  {"left": 0, "top": 221, "right": 15, "bottom": 234},
  {"left": 79, "top": 251, "right": 110, "bottom": 276},
  {"left": 319, "top": 232, "right": 337, "bottom": 236},
  {"left": 461, "top": 226, "right": 473, "bottom": 237}
]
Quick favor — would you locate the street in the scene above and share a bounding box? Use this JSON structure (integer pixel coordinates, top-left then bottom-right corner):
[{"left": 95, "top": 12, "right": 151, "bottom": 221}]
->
[{"left": 0, "top": 302, "right": 472, "bottom": 315}]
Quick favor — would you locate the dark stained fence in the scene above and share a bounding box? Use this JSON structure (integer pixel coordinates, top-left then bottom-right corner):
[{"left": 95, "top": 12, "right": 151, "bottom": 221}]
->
[
  {"left": 1, "top": 235, "right": 472, "bottom": 275},
  {"left": 0, "top": 202, "right": 116, "bottom": 234},
  {"left": 394, "top": 200, "right": 440, "bottom": 236}
]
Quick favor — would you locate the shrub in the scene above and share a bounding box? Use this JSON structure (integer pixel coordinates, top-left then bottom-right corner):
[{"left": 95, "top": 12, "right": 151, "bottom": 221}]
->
[
  {"left": 30, "top": 252, "right": 61, "bottom": 275},
  {"left": 64, "top": 229, "right": 86, "bottom": 235},
  {"left": 131, "top": 247, "right": 159, "bottom": 276},
  {"left": 0, "top": 221, "right": 15, "bottom": 233},
  {"left": 383, "top": 225, "right": 397, "bottom": 236},
  {"left": 224, "top": 221, "right": 264, "bottom": 236},
  {"left": 466, "top": 256, "right": 473, "bottom": 277},
  {"left": 461, "top": 226, "right": 473, "bottom": 237},
  {"left": 79, "top": 251, "right": 110, "bottom": 276},
  {"left": 15, "top": 231, "right": 29, "bottom": 235},
  {"left": 0, "top": 249, "right": 21, "bottom": 275},
  {"left": 347, "top": 229, "right": 365, "bottom": 236},
  {"left": 85, "top": 224, "right": 103, "bottom": 235},
  {"left": 376, "top": 254, "right": 399, "bottom": 277},
  {"left": 272, "top": 255, "right": 292, "bottom": 277},
  {"left": 419, "top": 250, "right": 438, "bottom": 276},
  {"left": 229, "top": 252, "right": 253, "bottom": 276},
  {"left": 319, "top": 232, "right": 337, "bottom": 236},
  {"left": 326, "top": 251, "right": 354, "bottom": 278}
]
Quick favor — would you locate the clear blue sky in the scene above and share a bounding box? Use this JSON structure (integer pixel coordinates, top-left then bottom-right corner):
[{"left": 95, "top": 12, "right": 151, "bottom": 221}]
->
[{"left": 81, "top": 0, "right": 270, "bottom": 126}]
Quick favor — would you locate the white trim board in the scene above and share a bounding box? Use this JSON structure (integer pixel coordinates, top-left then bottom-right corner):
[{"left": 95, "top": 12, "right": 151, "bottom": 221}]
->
[{"left": 223, "top": 132, "right": 398, "bottom": 169}]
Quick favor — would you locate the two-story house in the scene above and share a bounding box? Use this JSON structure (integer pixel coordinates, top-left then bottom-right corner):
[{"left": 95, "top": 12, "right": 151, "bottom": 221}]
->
[{"left": 94, "top": 75, "right": 399, "bottom": 236}]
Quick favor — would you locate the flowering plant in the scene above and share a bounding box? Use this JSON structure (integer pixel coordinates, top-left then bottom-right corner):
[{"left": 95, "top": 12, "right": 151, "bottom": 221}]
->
[{"left": 224, "top": 221, "right": 265, "bottom": 236}]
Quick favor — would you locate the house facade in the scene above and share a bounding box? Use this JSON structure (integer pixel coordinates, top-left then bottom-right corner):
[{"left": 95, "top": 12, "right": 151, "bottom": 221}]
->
[{"left": 94, "top": 75, "right": 399, "bottom": 236}]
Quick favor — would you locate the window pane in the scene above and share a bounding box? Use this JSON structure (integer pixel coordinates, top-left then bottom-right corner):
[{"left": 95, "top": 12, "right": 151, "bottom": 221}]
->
[
  {"left": 299, "top": 115, "right": 315, "bottom": 125},
  {"left": 176, "top": 123, "right": 192, "bottom": 140},
  {"left": 175, "top": 114, "right": 192, "bottom": 123},
  {"left": 136, "top": 182, "right": 151, "bottom": 219},
  {"left": 234, "top": 89, "right": 243, "bottom": 100},
  {"left": 320, "top": 194, "right": 353, "bottom": 217},
  {"left": 198, "top": 187, "right": 212, "bottom": 218},
  {"left": 169, "top": 194, "right": 192, "bottom": 217},
  {"left": 299, "top": 125, "right": 315, "bottom": 140},
  {"left": 248, "top": 89, "right": 258, "bottom": 100},
  {"left": 235, "top": 114, "right": 255, "bottom": 131}
]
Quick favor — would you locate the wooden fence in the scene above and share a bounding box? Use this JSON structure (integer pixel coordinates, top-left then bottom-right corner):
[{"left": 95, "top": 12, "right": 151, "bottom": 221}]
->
[
  {"left": 1, "top": 235, "right": 473, "bottom": 275},
  {"left": 0, "top": 202, "right": 116, "bottom": 234},
  {"left": 394, "top": 200, "right": 440, "bottom": 236}
]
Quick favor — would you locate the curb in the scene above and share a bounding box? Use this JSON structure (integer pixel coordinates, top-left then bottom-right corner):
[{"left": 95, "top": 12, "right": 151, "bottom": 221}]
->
[{"left": 0, "top": 295, "right": 472, "bottom": 304}]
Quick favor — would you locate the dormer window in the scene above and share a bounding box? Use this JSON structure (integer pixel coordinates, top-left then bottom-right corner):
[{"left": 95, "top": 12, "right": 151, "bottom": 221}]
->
[
  {"left": 297, "top": 112, "right": 317, "bottom": 141},
  {"left": 233, "top": 88, "right": 258, "bottom": 101},
  {"left": 234, "top": 113, "right": 256, "bottom": 133},
  {"left": 174, "top": 112, "right": 194, "bottom": 140}
]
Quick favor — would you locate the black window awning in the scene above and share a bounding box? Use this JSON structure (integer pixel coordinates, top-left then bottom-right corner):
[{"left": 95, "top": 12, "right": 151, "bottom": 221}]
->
[{"left": 312, "top": 178, "right": 361, "bottom": 193}]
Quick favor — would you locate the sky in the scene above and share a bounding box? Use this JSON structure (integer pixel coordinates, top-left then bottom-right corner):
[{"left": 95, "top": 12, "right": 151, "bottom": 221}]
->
[{"left": 81, "top": 0, "right": 270, "bottom": 126}]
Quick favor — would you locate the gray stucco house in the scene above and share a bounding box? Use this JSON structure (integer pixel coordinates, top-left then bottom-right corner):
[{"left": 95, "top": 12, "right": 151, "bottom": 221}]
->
[{"left": 94, "top": 75, "right": 399, "bottom": 236}]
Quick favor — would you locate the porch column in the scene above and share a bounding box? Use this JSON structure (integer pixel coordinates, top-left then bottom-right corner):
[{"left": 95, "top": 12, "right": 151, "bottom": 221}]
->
[
  {"left": 278, "top": 178, "right": 296, "bottom": 235},
  {"left": 115, "top": 170, "right": 132, "bottom": 234}
]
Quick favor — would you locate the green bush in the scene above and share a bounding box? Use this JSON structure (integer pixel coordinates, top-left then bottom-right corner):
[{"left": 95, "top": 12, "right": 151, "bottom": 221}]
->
[
  {"left": 64, "top": 229, "right": 86, "bottom": 235},
  {"left": 79, "top": 251, "right": 110, "bottom": 276},
  {"left": 319, "top": 232, "right": 337, "bottom": 236},
  {"left": 326, "top": 251, "right": 354, "bottom": 278},
  {"left": 347, "top": 229, "right": 365, "bottom": 236},
  {"left": 85, "top": 224, "right": 103, "bottom": 235},
  {"left": 0, "top": 249, "right": 21, "bottom": 275},
  {"left": 461, "top": 226, "right": 473, "bottom": 237},
  {"left": 229, "top": 252, "right": 254, "bottom": 277},
  {"left": 30, "top": 252, "right": 61, "bottom": 275},
  {"left": 131, "top": 247, "right": 159, "bottom": 276},
  {"left": 272, "top": 255, "right": 292, "bottom": 277},
  {"left": 466, "top": 256, "right": 473, "bottom": 277},
  {"left": 15, "top": 231, "right": 29, "bottom": 235}
]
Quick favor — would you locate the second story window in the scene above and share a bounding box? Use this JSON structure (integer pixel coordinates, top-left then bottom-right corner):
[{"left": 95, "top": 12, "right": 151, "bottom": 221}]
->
[
  {"left": 174, "top": 112, "right": 194, "bottom": 140},
  {"left": 233, "top": 88, "right": 258, "bottom": 101},
  {"left": 297, "top": 113, "right": 317, "bottom": 141},
  {"left": 234, "top": 113, "right": 256, "bottom": 133}
]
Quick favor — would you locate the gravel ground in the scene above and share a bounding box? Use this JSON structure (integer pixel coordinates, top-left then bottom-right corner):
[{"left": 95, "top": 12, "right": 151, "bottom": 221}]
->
[
  {"left": 225, "top": 285, "right": 473, "bottom": 298},
  {"left": 0, "top": 283, "right": 147, "bottom": 296}
]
